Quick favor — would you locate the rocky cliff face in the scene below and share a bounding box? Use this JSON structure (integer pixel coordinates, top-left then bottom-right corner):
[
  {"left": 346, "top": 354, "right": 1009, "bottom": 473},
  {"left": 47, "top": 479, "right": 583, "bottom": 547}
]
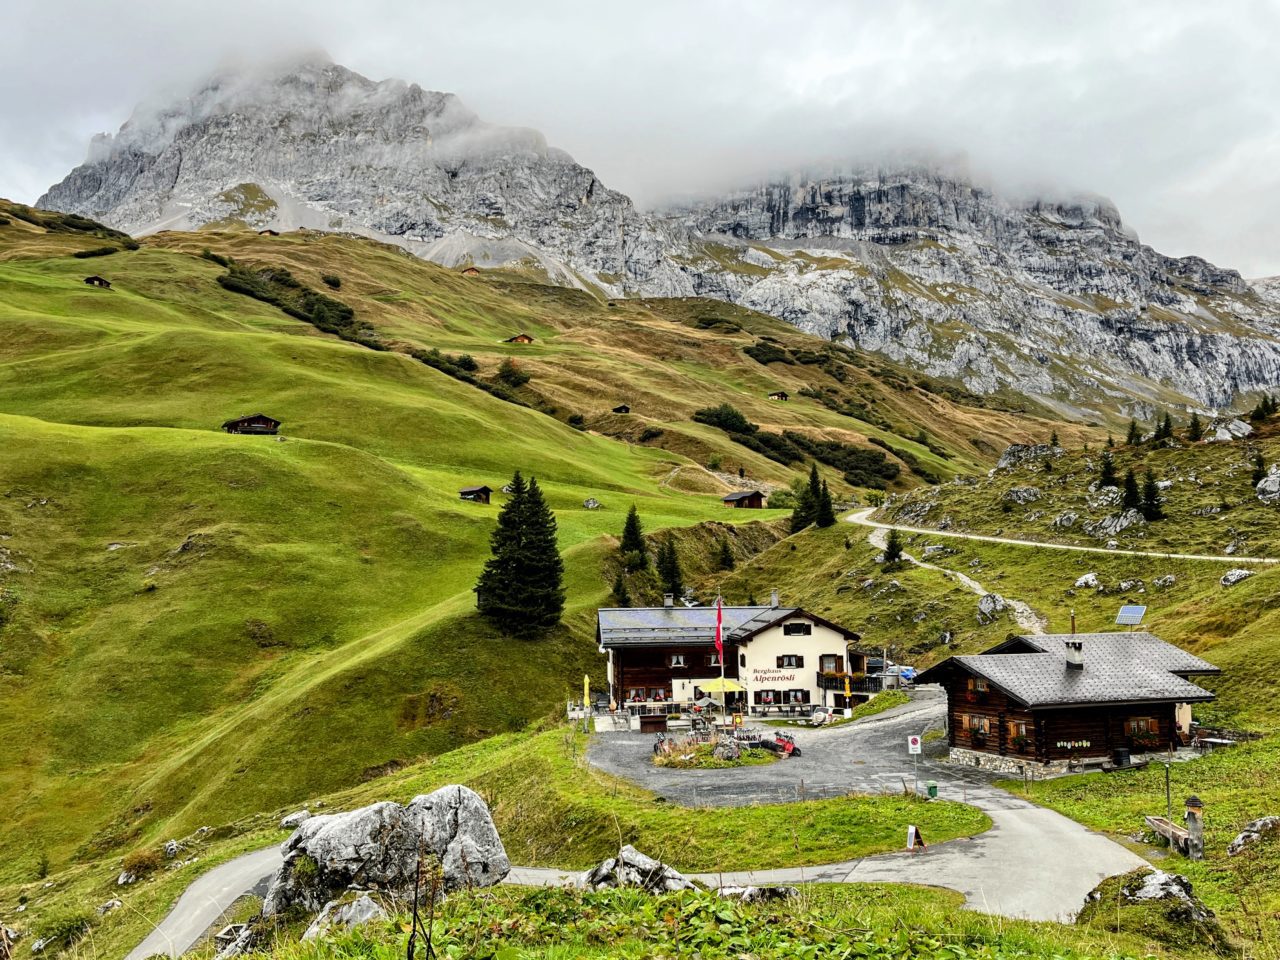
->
[{"left": 42, "top": 59, "right": 1280, "bottom": 414}]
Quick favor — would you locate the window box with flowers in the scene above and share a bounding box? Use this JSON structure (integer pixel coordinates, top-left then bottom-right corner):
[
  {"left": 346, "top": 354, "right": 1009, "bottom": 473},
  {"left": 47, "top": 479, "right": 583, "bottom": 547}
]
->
[
  {"left": 1011, "top": 733, "right": 1033, "bottom": 753},
  {"left": 1131, "top": 730, "right": 1163, "bottom": 751}
]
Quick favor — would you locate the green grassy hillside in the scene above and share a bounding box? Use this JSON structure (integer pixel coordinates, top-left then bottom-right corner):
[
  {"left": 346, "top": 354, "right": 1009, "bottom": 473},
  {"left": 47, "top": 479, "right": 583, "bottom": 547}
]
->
[{"left": 0, "top": 203, "right": 1087, "bottom": 881}]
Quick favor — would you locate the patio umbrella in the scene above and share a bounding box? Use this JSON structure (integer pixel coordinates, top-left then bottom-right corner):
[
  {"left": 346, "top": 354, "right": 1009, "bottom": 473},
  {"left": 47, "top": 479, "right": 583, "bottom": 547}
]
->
[{"left": 698, "top": 677, "right": 744, "bottom": 721}]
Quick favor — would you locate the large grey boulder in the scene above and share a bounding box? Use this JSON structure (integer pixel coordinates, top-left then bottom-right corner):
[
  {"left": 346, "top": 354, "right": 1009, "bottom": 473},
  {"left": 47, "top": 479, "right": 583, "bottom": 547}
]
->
[
  {"left": 716, "top": 885, "right": 798, "bottom": 903},
  {"left": 976, "top": 593, "right": 1007, "bottom": 624},
  {"left": 1208, "top": 418, "right": 1253, "bottom": 442},
  {"left": 262, "top": 785, "right": 509, "bottom": 917},
  {"left": 1084, "top": 509, "right": 1145, "bottom": 540},
  {"left": 1256, "top": 465, "right": 1280, "bottom": 503},
  {"left": 1002, "top": 486, "right": 1041, "bottom": 505},
  {"left": 1074, "top": 572, "right": 1100, "bottom": 590},
  {"left": 1227, "top": 816, "right": 1280, "bottom": 856},
  {"left": 302, "top": 894, "right": 389, "bottom": 941},
  {"left": 996, "top": 444, "right": 1062, "bottom": 471},
  {"left": 1220, "top": 569, "right": 1254, "bottom": 587},
  {"left": 580, "top": 845, "right": 697, "bottom": 893},
  {"left": 280, "top": 810, "right": 312, "bottom": 830}
]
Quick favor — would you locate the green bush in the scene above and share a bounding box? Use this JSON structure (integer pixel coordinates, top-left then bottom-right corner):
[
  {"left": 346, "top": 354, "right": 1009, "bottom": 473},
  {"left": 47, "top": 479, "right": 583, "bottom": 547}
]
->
[
  {"left": 122, "top": 847, "right": 163, "bottom": 877},
  {"left": 201, "top": 249, "right": 231, "bottom": 267},
  {"left": 692, "top": 403, "right": 755, "bottom": 434},
  {"left": 638, "top": 427, "right": 664, "bottom": 442},
  {"left": 34, "top": 908, "right": 95, "bottom": 951},
  {"left": 496, "top": 358, "right": 531, "bottom": 387},
  {"left": 744, "top": 341, "right": 792, "bottom": 365},
  {"left": 321, "top": 274, "right": 342, "bottom": 289},
  {"left": 72, "top": 245, "right": 118, "bottom": 258}
]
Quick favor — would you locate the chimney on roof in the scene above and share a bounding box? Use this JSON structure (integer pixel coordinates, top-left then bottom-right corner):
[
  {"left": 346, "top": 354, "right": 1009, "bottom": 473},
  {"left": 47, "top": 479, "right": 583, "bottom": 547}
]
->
[
  {"left": 663, "top": 593, "right": 674, "bottom": 608},
  {"left": 770, "top": 589, "right": 779, "bottom": 607},
  {"left": 1065, "top": 638, "right": 1084, "bottom": 671},
  {"left": 1070, "top": 608, "right": 1077, "bottom": 635}
]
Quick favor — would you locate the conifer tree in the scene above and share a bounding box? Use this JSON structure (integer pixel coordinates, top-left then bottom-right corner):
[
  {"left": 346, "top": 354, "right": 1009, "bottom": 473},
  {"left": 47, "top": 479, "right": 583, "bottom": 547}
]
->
[
  {"left": 1140, "top": 469, "right": 1164, "bottom": 521},
  {"left": 619, "top": 504, "right": 647, "bottom": 570},
  {"left": 815, "top": 479, "right": 837, "bottom": 528},
  {"left": 1105, "top": 434, "right": 1114, "bottom": 449},
  {"left": 717, "top": 537, "right": 735, "bottom": 571},
  {"left": 1253, "top": 453, "right": 1267, "bottom": 486},
  {"left": 1050, "top": 430, "right": 1060, "bottom": 447},
  {"left": 883, "top": 528, "right": 904, "bottom": 566},
  {"left": 1187, "top": 412, "right": 1204, "bottom": 442},
  {"left": 1126, "top": 419, "right": 1141, "bottom": 445},
  {"left": 474, "top": 472, "right": 565, "bottom": 635},
  {"left": 657, "top": 537, "right": 684, "bottom": 598},
  {"left": 1122, "top": 468, "right": 1141, "bottom": 510},
  {"left": 1154, "top": 412, "right": 1173, "bottom": 441},
  {"left": 790, "top": 463, "right": 823, "bottom": 533},
  {"left": 1098, "top": 450, "right": 1119, "bottom": 488},
  {"left": 611, "top": 571, "right": 631, "bottom": 607}
]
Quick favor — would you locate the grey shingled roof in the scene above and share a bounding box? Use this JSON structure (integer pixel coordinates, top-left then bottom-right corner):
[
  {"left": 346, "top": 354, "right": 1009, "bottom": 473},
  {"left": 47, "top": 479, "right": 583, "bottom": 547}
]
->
[
  {"left": 597, "top": 605, "right": 796, "bottom": 648},
  {"left": 722, "top": 491, "right": 764, "bottom": 501},
  {"left": 921, "top": 631, "right": 1218, "bottom": 708},
  {"left": 1008, "top": 632, "right": 1220, "bottom": 675}
]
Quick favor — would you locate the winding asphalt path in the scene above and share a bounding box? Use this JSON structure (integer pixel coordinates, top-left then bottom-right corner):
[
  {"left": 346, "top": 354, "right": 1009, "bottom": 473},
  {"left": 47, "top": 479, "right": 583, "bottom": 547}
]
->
[
  {"left": 123, "top": 693, "right": 1146, "bottom": 957},
  {"left": 846, "top": 506, "right": 1280, "bottom": 564}
]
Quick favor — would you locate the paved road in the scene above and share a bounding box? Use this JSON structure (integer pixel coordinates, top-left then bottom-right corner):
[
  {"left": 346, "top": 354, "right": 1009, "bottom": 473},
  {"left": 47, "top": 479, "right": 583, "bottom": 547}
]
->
[
  {"left": 847, "top": 507, "right": 1280, "bottom": 565},
  {"left": 122, "top": 695, "right": 1145, "bottom": 954},
  {"left": 124, "top": 846, "right": 282, "bottom": 960}
]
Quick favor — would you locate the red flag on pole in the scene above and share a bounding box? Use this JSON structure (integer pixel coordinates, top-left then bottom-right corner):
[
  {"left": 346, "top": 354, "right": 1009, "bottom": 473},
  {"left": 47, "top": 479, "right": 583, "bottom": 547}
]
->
[{"left": 715, "top": 595, "right": 723, "bottom": 658}]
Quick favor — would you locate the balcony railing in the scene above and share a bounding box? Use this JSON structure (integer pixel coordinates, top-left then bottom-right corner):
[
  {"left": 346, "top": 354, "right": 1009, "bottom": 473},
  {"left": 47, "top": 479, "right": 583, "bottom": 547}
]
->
[{"left": 815, "top": 672, "right": 881, "bottom": 694}]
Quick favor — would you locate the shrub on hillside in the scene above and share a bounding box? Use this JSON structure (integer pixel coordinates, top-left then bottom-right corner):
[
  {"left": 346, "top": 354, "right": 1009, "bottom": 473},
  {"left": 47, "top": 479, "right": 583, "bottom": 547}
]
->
[
  {"left": 122, "top": 848, "right": 163, "bottom": 877},
  {"left": 743, "top": 341, "right": 792, "bottom": 365},
  {"left": 638, "top": 427, "right": 664, "bottom": 442},
  {"left": 692, "top": 403, "right": 756, "bottom": 434},
  {"left": 72, "top": 245, "right": 119, "bottom": 258},
  {"left": 34, "top": 908, "right": 96, "bottom": 952},
  {"left": 496, "top": 358, "right": 531, "bottom": 387},
  {"left": 201, "top": 249, "right": 231, "bottom": 267},
  {"left": 321, "top": 274, "right": 342, "bottom": 289}
]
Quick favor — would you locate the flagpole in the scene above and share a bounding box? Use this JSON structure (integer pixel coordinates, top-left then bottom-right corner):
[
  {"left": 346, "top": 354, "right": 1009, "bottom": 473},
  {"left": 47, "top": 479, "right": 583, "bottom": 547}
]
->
[{"left": 717, "top": 594, "right": 726, "bottom": 730}]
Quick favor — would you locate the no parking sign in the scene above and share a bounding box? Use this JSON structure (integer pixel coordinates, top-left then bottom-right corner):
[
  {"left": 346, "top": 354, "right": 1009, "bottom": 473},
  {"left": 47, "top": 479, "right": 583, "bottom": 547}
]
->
[{"left": 907, "top": 734, "right": 922, "bottom": 754}]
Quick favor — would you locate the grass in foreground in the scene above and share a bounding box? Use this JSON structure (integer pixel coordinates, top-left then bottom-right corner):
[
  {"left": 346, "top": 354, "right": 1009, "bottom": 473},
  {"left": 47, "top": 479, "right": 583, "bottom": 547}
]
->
[
  {"left": 204, "top": 885, "right": 1207, "bottom": 960},
  {"left": 999, "top": 735, "right": 1280, "bottom": 956}
]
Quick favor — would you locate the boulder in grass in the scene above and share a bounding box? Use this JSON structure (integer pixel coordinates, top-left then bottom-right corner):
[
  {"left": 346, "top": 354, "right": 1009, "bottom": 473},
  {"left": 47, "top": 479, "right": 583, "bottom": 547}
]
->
[
  {"left": 716, "top": 885, "right": 798, "bottom": 903},
  {"left": 1227, "top": 816, "right": 1280, "bottom": 856},
  {"left": 580, "top": 845, "right": 697, "bottom": 894},
  {"left": 976, "top": 593, "right": 1006, "bottom": 624},
  {"left": 302, "top": 894, "right": 389, "bottom": 941},
  {"left": 279, "top": 810, "right": 312, "bottom": 830},
  {"left": 1220, "top": 569, "right": 1254, "bottom": 587},
  {"left": 1079, "top": 869, "right": 1233, "bottom": 957},
  {"left": 262, "top": 785, "right": 509, "bottom": 917}
]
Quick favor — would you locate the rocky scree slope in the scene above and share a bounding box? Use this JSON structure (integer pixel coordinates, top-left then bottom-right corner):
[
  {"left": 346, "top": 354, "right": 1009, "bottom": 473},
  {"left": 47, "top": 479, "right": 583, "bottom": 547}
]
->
[{"left": 41, "top": 58, "right": 1280, "bottom": 413}]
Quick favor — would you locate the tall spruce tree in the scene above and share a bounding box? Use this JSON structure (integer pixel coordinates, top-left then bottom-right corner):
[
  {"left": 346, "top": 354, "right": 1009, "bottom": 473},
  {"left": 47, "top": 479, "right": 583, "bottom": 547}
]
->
[
  {"left": 1122, "top": 468, "right": 1141, "bottom": 510},
  {"left": 815, "top": 479, "right": 837, "bottom": 528},
  {"left": 717, "top": 537, "right": 735, "bottom": 571},
  {"left": 1050, "top": 430, "right": 1060, "bottom": 447},
  {"left": 1105, "top": 434, "right": 1115, "bottom": 449},
  {"left": 1140, "top": 469, "right": 1164, "bottom": 521},
  {"left": 790, "top": 463, "right": 823, "bottom": 532},
  {"left": 611, "top": 571, "right": 631, "bottom": 607},
  {"left": 1154, "top": 412, "right": 1174, "bottom": 441},
  {"left": 658, "top": 537, "right": 684, "bottom": 598},
  {"left": 474, "top": 472, "right": 565, "bottom": 635},
  {"left": 1187, "top": 412, "right": 1204, "bottom": 442},
  {"left": 1126, "top": 419, "right": 1141, "bottom": 445},
  {"left": 619, "top": 504, "right": 647, "bottom": 570},
  {"left": 1098, "top": 450, "right": 1119, "bottom": 488},
  {"left": 1253, "top": 453, "right": 1267, "bottom": 486}
]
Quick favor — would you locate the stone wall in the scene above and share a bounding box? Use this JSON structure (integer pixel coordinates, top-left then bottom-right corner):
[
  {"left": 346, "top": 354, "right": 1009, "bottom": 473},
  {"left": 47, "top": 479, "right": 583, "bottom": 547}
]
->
[{"left": 947, "top": 746, "right": 1076, "bottom": 775}]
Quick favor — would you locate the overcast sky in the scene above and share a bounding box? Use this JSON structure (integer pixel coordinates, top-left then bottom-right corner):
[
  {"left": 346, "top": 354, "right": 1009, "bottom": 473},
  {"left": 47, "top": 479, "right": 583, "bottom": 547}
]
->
[{"left": 5, "top": 0, "right": 1280, "bottom": 276}]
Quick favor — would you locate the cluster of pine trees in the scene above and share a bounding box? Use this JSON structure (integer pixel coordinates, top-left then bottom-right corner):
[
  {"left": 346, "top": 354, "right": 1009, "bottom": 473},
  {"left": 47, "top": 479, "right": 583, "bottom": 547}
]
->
[
  {"left": 1251, "top": 395, "right": 1279, "bottom": 422},
  {"left": 790, "top": 464, "right": 837, "bottom": 533},
  {"left": 1096, "top": 452, "right": 1164, "bottom": 521},
  {"left": 473, "top": 472, "right": 565, "bottom": 636}
]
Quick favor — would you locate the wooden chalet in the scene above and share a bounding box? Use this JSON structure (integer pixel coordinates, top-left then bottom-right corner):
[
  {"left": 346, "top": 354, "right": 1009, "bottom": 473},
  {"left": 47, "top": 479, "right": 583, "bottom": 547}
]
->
[
  {"left": 221, "top": 413, "right": 281, "bottom": 435},
  {"left": 258, "top": 228, "right": 280, "bottom": 236},
  {"left": 504, "top": 333, "right": 535, "bottom": 344},
  {"left": 917, "top": 632, "right": 1219, "bottom": 772},
  {"left": 460, "top": 266, "right": 481, "bottom": 276},
  {"left": 83, "top": 275, "right": 111, "bottom": 288},
  {"left": 612, "top": 404, "right": 631, "bottom": 414},
  {"left": 768, "top": 390, "right": 790, "bottom": 401},
  {"left": 722, "top": 490, "right": 766, "bottom": 509},
  {"left": 459, "top": 485, "right": 492, "bottom": 504},
  {"left": 597, "top": 596, "right": 866, "bottom": 727}
]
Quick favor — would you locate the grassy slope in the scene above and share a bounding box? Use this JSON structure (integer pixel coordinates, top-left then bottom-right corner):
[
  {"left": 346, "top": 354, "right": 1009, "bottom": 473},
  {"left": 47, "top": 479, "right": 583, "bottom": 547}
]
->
[{"left": 0, "top": 207, "right": 1085, "bottom": 881}]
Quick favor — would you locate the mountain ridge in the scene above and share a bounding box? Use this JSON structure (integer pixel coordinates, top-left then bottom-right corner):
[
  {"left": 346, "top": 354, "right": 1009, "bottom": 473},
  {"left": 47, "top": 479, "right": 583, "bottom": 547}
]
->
[{"left": 40, "top": 58, "right": 1280, "bottom": 415}]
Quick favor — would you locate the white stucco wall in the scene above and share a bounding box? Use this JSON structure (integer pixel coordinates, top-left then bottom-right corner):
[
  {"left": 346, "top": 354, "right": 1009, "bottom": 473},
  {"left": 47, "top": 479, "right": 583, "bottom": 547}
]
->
[{"left": 740, "top": 618, "right": 849, "bottom": 707}]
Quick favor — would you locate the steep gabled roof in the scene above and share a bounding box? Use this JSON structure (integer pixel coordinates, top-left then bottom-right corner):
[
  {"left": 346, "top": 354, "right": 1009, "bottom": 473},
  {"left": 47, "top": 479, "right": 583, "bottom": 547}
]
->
[
  {"left": 722, "top": 490, "right": 764, "bottom": 502},
  {"left": 597, "top": 605, "right": 857, "bottom": 648}
]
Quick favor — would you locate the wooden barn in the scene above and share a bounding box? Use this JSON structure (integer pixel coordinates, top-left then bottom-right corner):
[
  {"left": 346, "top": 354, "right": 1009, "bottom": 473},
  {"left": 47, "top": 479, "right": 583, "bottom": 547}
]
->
[
  {"left": 459, "top": 485, "right": 492, "bottom": 504},
  {"left": 460, "top": 266, "right": 481, "bottom": 276},
  {"left": 612, "top": 404, "right": 631, "bottom": 414},
  {"left": 917, "top": 632, "right": 1220, "bottom": 772},
  {"left": 504, "top": 333, "right": 535, "bottom": 344},
  {"left": 83, "top": 275, "right": 111, "bottom": 289},
  {"left": 768, "top": 390, "right": 790, "bottom": 401},
  {"left": 722, "top": 490, "right": 766, "bottom": 509},
  {"left": 258, "top": 228, "right": 280, "bottom": 236},
  {"left": 221, "top": 413, "right": 281, "bottom": 435}
]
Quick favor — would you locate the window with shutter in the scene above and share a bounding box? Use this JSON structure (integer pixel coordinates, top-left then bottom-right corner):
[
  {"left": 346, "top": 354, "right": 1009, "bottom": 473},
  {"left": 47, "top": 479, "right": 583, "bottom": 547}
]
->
[
  {"left": 776, "top": 654, "right": 803, "bottom": 668},
  {"left": 783, "top": 622, "right": 812, "bottom": 636}
]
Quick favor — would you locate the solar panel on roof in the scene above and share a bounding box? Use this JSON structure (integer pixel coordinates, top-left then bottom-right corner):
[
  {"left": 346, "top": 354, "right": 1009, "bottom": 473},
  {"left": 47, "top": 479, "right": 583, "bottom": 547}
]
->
[{"left": 1115, "top": 605, "right": 1147, "bottom": 626}]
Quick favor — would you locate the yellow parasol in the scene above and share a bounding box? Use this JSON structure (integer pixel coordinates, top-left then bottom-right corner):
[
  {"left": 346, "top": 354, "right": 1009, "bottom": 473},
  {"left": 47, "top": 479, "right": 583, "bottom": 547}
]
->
[{"left": 698, "top": 677, "right": 745, "bottom": 693}]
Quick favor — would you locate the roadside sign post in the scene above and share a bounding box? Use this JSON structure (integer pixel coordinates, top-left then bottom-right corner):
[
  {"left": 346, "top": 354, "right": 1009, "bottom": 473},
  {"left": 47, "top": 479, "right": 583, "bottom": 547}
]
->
[{"left": 908, "top": 734, "right": 922, "bottom": 795}]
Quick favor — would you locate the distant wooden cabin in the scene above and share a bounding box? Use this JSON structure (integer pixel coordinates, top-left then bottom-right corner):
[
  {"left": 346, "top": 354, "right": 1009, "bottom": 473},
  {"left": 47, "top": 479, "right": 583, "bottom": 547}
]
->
[
  {"left": 723, "top": 490, "right": 766, "bottom": 509},
  {"left": 258, "top": 228, "right": 280, "bottom": 237},
  {"left": 83, "top": 275, "right": 111, "bottom": 289},
  {"left": 612, "top": 404, "right": 631, "bottom": 414},
  {"left": 768, "top": 390, "right": 790, "bottom": 401},
  {"left": 504, "top": 333, "right": 536, "bottom": 344},
  {"left": 460, "top": 266, "right": 481, "bottom": 276},
  {"left": 222, "top": 413, "right": 281, "bottom": 435},
  {"left": 459, "top": 485, "right": 493, "bottom": 504}
]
